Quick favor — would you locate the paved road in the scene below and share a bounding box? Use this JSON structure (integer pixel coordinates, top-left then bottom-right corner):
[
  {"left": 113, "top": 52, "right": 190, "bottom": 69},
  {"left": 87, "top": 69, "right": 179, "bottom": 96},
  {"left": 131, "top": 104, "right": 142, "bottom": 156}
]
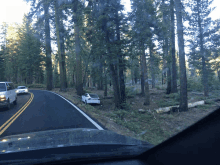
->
[
  {"left": 0, "top": 90, "right": 103, "bottom": 137},
  {"left": 0, "top": 93, "right": 31, "bottom": 128}
]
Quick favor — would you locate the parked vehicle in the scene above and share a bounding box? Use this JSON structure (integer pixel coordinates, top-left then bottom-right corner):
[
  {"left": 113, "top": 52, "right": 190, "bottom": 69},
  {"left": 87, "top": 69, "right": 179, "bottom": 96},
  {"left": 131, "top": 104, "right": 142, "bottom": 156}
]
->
[
  {"left": 16, "top": 86, "right": 29, "bottom": 94},
  {"left": 82, "top": 93, "right": 100, "bottom": 104},
  {"left": 0, "top": 82, "right": 17, "bottom": 109}
]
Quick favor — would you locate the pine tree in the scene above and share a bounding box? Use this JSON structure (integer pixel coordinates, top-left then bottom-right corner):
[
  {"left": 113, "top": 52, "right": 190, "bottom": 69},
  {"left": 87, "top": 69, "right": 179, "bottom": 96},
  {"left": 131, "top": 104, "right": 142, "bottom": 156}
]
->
[
  {"left": 129, "top": 0, "right": 158, "bottom": 105},
  {"left": 25, "top": 0, "right": 53, "bottom": 89},
  {"left": 174, "top": 0, "right": 188, "bottom": 111},
  {"left": 187, "top": 0, "right": 215, "bottom": 96},
  {"left": 170, "top": 0, "right": 177, "bottom": 93},
  {"left": 54, "top": 0, "right": 67, "bottom": 91}
]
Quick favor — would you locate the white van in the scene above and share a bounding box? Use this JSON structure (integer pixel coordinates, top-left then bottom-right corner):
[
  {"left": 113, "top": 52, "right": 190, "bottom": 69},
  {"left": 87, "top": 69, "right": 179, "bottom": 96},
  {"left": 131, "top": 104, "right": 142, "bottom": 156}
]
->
[{"left": 0, "top": 82, "right": 17, "bottom": 110}]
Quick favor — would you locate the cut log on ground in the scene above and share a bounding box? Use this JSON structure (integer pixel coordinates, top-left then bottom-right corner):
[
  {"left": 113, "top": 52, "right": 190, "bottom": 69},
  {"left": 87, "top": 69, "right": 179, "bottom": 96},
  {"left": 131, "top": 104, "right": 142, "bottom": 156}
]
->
[{"left": 155, "top": 100, "right": 205, "bottom": 113}]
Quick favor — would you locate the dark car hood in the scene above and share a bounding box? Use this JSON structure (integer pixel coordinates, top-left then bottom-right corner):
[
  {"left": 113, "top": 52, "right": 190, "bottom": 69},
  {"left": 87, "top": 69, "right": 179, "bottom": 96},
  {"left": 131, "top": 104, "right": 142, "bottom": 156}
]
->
[{"left": 0, "top": 128, "right": 154, "bottom": 154}]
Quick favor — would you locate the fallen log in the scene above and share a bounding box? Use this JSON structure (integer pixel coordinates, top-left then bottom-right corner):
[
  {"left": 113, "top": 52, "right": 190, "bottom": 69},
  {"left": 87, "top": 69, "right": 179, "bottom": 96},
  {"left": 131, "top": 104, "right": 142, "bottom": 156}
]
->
[{"left": 155, "top": 100, "right": 205, "bottom": 113}]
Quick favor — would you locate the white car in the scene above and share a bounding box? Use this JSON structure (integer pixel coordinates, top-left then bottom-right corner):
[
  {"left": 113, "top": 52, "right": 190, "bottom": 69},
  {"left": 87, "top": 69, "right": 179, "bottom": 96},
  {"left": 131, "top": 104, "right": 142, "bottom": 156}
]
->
[
  {"left": 82, "top": 93, "right": 100, "bottom": 104},
  {"left": 16, "top": 86, "right": 29, "bottom": 94},
  {"left": 0, "top": 82, "right": 17, "bottom": 110}
]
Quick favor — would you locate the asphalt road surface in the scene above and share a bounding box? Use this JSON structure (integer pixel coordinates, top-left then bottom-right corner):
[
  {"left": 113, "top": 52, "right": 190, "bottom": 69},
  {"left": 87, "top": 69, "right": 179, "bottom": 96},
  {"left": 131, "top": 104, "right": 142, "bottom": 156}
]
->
[{"left": 0, "top": 90, "right": 103, "bottom": 138}]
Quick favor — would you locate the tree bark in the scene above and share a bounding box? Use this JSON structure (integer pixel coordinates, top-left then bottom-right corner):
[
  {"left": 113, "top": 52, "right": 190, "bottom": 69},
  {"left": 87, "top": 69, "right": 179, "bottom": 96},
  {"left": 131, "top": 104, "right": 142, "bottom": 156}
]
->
[
  {"left": 82, "top": 53, "right": 91, "bottom": 88},
  {"left": 218, "top": 68, "right": 220, "bottom": 82},
  {"left": 162, "top": 0, "right": 171, "bottom": 94},
  {"left": 73, "top": 1, "right": 83, "bottom": 96},
  {"left": 174, "top": 0, "right": 188, "bottom": 111},
  {"left": 150, "top": 44, "right": 155, "bottom": 88},
  {"left": 43, "top": 1, "right": 53, "bottom": 90},
  {"left": 142, "top": 42, "right": 150, "bottom": 105},
  {"left": 116, "top": 5, "right": 126, "bottom": 106},
  {"left": 110, "top": 64, "right": 121, "bottom": 108},
  {"left": 170, "top": 0, "right": 178, "bottom": 93},
  {"left": 97, "top": 63, "right": 103, "bottom": 90},
  {"left": 166, "top": 66, "right": 172, "bottom": 94},
  {"left": 197, "top": 0, "right": 209, "bottom": 96},
  {"left": 104, "top": 73, "right": 107, "bottom": 97},
  {"left": 54, "top": 0, "right": 67, "bottom": 92},
  {"left": 141, "top": 53, "right": 145, "bottom": 96}
]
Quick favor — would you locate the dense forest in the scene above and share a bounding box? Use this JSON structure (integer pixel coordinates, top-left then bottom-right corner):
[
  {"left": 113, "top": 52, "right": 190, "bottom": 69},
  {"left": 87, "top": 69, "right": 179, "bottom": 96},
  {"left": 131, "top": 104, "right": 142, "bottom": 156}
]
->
[{"left": 0, "top": 0, "right": 219, "bottom": 111}]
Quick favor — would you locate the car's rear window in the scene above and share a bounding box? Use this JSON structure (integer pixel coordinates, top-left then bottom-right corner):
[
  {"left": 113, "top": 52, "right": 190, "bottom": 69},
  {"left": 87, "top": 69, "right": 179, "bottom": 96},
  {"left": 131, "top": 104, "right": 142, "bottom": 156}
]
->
[
  {"left": 0, "top": 83, "right": 6, "bottom": 92},
  {"left": 90, "top": 94, "right": 99, "bottom": 98},
  {"left": 18, "top": 86, "right": 26, "bottom": 89}
]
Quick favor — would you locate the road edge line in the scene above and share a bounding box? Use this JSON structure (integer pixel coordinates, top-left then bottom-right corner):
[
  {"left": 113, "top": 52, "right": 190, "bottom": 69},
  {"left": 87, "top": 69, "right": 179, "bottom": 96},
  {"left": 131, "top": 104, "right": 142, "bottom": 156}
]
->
[{"left": 47, "top": 91, "right": 104, "bottom": 130}]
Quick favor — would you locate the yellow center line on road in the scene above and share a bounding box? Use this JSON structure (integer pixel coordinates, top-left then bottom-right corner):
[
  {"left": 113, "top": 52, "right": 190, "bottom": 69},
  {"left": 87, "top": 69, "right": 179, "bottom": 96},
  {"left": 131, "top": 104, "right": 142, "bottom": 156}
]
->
[{"left": 0, "top": 92, "right": 34, "bottom": 136}]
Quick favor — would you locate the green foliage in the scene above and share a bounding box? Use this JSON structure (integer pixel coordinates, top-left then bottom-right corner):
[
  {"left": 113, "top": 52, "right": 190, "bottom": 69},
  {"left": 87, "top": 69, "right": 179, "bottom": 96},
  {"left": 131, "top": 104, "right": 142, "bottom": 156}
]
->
[
  {"left": 187, "top": 78, "right": 203, "bottom": 92},
  {"left": 27, "top": 84, "right": 46, "bottom": 88},
  {"left": 205, "top": 100, "right": 215, "bottom": 105},
  {"left": 0, "top": 17, "right": 44, "bottom": 84},
  {"left": 156, "top": 100, "right": 179, "bottom": 108},
  {"left": 114, "top": 109, "right": 128, "bottom": 120},
  {"left": 125, "top": 87, "right": 137, "bottom": 98},
  {"left": 120, "top": 102, "right": 131, "bottom": 110},
  {"left": 15, "top": 84, "right": 46, "bottom": 88},
  {"left": 197, "top": 104, "right": 211, "bottom": 110},
  {"left": 209, "top": 77, "right": 220, "bottom": 91},
  {"left": 155, "top": 93, "right": 180, "bottom": 107},
  {"left": 164, "top": 93, "right": 180, "bottom": 102}
]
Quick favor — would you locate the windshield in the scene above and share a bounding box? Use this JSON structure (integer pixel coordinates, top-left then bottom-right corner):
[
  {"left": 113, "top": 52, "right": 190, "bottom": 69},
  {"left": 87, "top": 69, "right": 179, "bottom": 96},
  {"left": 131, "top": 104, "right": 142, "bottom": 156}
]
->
[
  {"left": 0, "top": 84, "right": 6, "bottom": 92},
  {"left": 89, "top": 94, "right": 99, "bottom": 98},
  {"left": 17, "top": 86, "right": 26, "bottom": 89},
  {"left": 0, "top": 0, "right": 220, "bottom": 163}
]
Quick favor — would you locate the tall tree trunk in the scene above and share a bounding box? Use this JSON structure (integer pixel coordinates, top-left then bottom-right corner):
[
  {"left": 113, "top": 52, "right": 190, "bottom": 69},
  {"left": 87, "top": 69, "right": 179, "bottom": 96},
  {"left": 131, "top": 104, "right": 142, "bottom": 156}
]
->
[
  {"left": 43, "top": 1, "right": 53, "bottom": 90},
  {"left": 162, "top": 44, "right": 167, "bottom": 85},
  {"left": 174, "top": 0, "right": 188, "bottom": 111},
  {"left": 110, "top": 64, "right": 121, "bottom": 108},
  {"left": 82, "top": 53, "right": 91, "bottom": 88},
  {"left": 102, "top": 0, "right": 121, "bottom": 109},
  {"left": 142, "top": 43, "right": 150, "bottom": 105},
  {"left": 150, "top": 44, "right": 155, "bottom": 88},
  {"left": 197, "top": 0, "right": 208, "bottom": 96},
  {"left": 116, "top": 6, "right": 126, "bottom": 106},
  {"left": 166, "top": 66, "right": 172, "bottom": 94},
  {"left": 73, "top": 1, "right": 83, "bottom": 96},
  {"left": 72, "top": 71, "right": 75, "bottom": 87},
  {"left": 97, "top": 64, "right": 103, "bottom": 90},
  {"left": 60, "top": 15, "right": 67, "bottom": 88},
  {"left": 54, "top": 0, "right": 67, "bottom": 92},
  {"left": 218, "top": 68, "right": 220, "bottom": 82},
  {"left": 141, "top": 54, "right": 145, "bottom": 96},
  {"left": 170, "top": 0, "right": 177, "bottom": 93},
  {"left": 162, "top": 0, "right": 171, "bottom": 94},
  {"left": 104, "top": 73, "right": 107, "bottom": 97}
]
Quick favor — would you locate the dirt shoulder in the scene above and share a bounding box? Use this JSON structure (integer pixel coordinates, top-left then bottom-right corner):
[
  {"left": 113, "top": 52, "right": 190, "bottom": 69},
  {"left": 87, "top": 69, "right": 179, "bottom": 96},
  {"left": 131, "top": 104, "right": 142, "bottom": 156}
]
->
[{"left": 30, "top": 87, "right": 220, "bottom": 145}]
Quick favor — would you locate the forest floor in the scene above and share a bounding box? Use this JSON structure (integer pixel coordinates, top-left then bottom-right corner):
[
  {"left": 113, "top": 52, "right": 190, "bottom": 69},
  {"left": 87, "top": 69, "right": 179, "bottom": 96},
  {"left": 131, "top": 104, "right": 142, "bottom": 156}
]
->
[{"left": 30, "top": 86, "right": 220, "bottom": 145}]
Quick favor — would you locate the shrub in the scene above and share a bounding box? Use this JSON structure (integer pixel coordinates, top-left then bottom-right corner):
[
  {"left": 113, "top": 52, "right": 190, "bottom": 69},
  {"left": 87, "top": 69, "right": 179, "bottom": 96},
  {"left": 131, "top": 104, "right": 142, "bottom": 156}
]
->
[
  {"left": 15, "top": 84, "right": 46, "bottom": 88},
  {"left": 125, "top": 87, "right": 137, "bottom": 98},
  {"left": 114, "top": 109, "right": 128, "bottom": 120},
  {"left": 28, "top": 84, "right": 46, "bottom": 88},
  {"left": 187, "top": 77, "right": 203, "bottom": 92},
  {"left": 165, "top": 93, "right": 180, "bottom": 102},
  {"left": 209, "top": 78, "right": 220, "bottom": 91}
]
